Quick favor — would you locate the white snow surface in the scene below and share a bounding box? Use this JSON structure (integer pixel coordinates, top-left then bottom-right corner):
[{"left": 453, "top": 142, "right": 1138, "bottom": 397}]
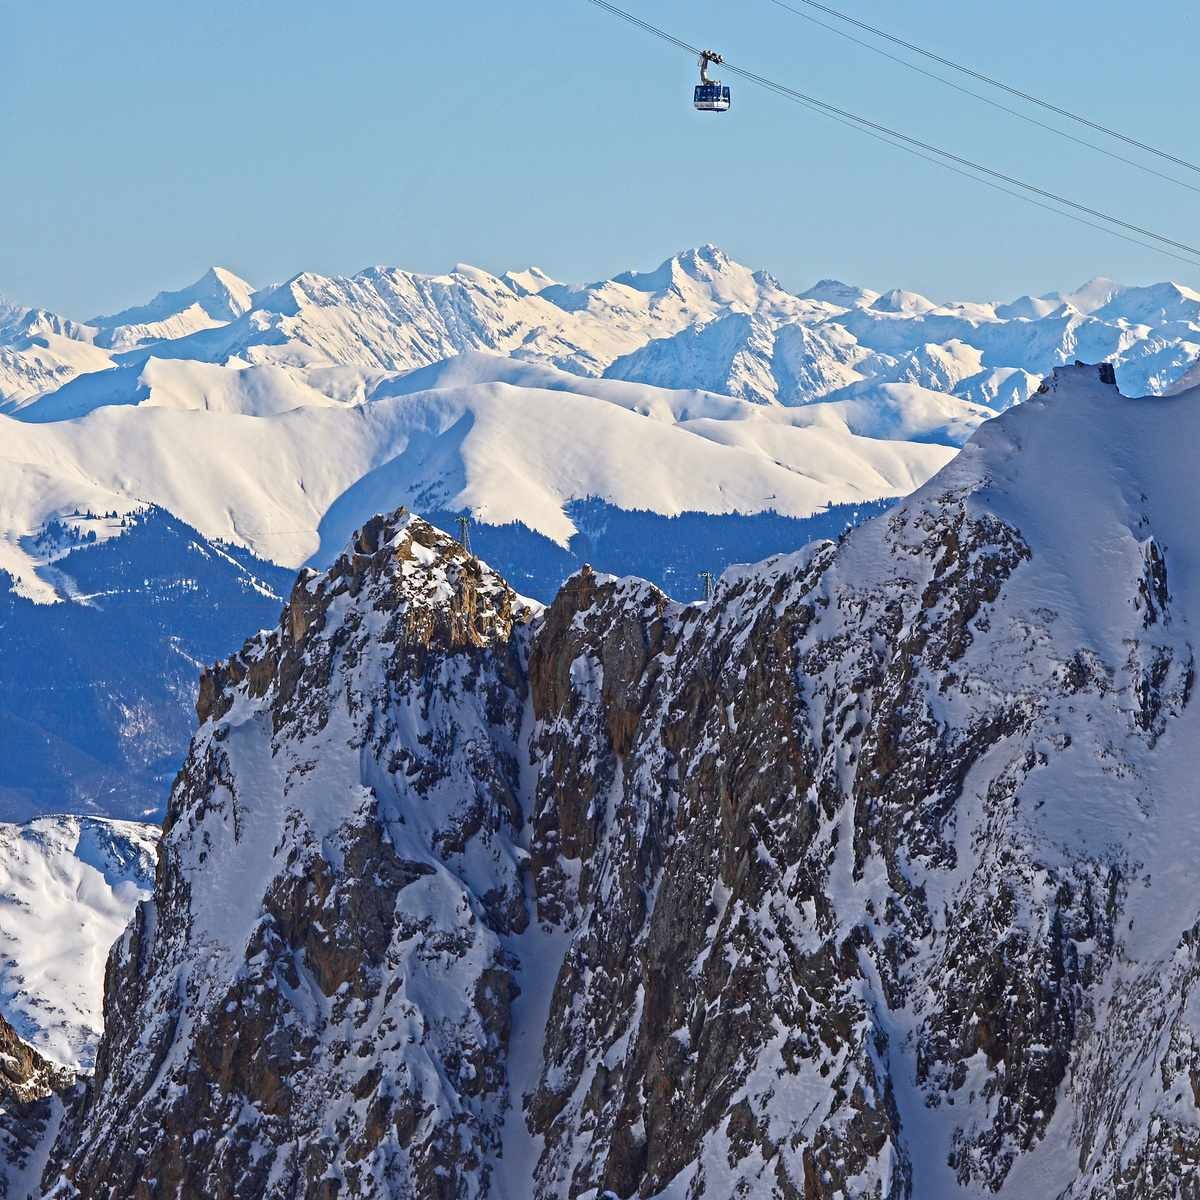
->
[
  {"left": 3, "top": 248, "right": 1200, "bottom": 604},
  {"left": 0, "top": 352, "right": 960, "bottom": 595},
  {"left": 0, "top": 816, "right": 157, "bottom": 1070}
]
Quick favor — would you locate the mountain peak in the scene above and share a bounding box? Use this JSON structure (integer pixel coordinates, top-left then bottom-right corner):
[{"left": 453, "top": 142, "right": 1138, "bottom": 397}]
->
[
  {"left": 607, "top": 246, "right": 772, "bottom": 313},
  {"left": 450, "top": 262, "right": 505, "bottom": 286},
  {"left": 614, "top": 244, "right": 739, "bottom": 289},
  {"left": 502, "top": 266, "right": 557, "bottom": 296},
  {"left": 93, "top": 265, "right": 255, "bottom": 331},
  {"left": 798, "top": 277, "right": 879, "bottom": 308},
  {"left": 196, "top": 508, "right": 537, "bottom": 727},
  {"left": 203, "top": 265, "right": 253, "bottom": 298},
  {"left": 678, "top": 242, "right": 732, "bottom": 267},
  {"left": 870, "top": 287, "right": 938, "bottom": 314},
  {"left": 1055, "top": 275, "right": 1124, "bottom": 315}
]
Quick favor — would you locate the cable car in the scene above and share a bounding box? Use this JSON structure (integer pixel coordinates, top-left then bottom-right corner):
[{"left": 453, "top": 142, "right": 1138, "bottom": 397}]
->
[
  {"left": 694, "top": 50, "right": 730, "bottom": 112},
  {"left": 694, "top": 82, "right": 731, "bottom": 112}
]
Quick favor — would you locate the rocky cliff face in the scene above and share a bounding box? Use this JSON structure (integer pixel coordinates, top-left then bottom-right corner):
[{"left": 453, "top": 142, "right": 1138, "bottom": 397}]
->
[
  {"left": 0, "top": 1015, "right": 70, "bottom": 1200},
  {"left": 27, "top": 364, "right": 1200, "bottom": 1197},
  {"left": 42, "top": 512, "right": 535, "bottom": 1200}
]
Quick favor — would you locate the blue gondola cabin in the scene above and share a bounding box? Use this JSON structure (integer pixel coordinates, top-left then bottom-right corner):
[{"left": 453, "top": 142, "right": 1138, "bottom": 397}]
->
[{"left": 694, "top": 83, "right": 731, "bottom": 112}]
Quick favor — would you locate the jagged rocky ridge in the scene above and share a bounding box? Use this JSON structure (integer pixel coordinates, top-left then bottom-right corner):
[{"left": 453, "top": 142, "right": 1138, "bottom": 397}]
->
[{"left": 30, "top": 364, "right": 1200, "bottom": 1197}]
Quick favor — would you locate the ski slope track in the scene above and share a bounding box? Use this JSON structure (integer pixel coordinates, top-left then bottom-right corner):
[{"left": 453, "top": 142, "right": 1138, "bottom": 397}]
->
[
  {"left": 4, "top": 248, "right": 1200, "bottom": 603},
  {"left": 4, "top": 364, "right": 1198, "bottom": 1197}
]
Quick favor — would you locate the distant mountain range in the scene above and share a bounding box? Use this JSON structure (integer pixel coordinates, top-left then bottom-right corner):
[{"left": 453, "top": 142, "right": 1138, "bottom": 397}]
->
[
  {"left": 5, "top": 246, "right": 1200, "bottom": 586},
  {"left": 3, "top": 247, "right": 1200, "bottom": 818}
]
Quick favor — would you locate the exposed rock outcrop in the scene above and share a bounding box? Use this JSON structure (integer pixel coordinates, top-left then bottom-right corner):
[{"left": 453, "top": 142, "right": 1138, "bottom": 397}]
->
[
  {"left": 0, "top": 1014, "right": 71, "bottom": 1200},
  {"left": 45, "top": 512, "right": 535, "bottom": 1199}
]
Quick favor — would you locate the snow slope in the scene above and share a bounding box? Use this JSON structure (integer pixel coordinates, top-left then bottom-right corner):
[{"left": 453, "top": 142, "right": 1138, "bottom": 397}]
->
[
  {"left": 0, "top": 334, "right": 114, "bottom": 413},
  {"left": 0, "top": 817, "right": 156, "bottom": 1070},
  {"left": 0, "top": 353, "right": 965, "bottom": 593},
  {"left": 3, "top": 249, "right": 1200, "bottom": 595},
  {"left": 1, "top": 249, "right": 1198, "bottom": 590}
]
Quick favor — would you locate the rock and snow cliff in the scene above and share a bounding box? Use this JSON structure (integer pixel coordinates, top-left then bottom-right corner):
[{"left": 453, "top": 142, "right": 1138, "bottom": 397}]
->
[
  {"left": 0, "top": 1013, "right": 70, "bottom": 1200},
  {"left": 46, "top": 513, "right": 539, "bottom": 1198},
  {"left": 0, "top": 818, "right": 153, "bottom": 1190},
  {"left": 18, "top": 363, "right": 1200, "bottom": 1198}
]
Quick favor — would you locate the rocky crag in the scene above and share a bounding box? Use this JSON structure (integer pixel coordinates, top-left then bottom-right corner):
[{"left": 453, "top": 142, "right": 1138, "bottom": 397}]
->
[
  {"left": 18, "top": 364, "right": 1200, "bottom": 1198},
  {"left": 0, "top": 1015, "right": 70, "bottom": 1200}
]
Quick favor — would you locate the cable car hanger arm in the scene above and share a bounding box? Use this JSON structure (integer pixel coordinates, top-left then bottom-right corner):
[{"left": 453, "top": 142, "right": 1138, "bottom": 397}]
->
[{"left": 699, "top": 49, "right": 724, "bottom": 84}]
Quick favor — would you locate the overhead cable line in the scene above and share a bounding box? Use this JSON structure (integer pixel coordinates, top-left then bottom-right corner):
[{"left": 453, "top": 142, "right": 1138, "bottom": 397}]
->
[
  {"left": 759, "top": 0, "right": 1200, "bottom": 196},
  {"left": 741, "top": 79, "right": 1200, "bottom": 269},
  {"left": 762, "top": 0, "right": 1200, "bottom": 179},
  {"left": 723, "top": 58, "right": 1200, "bottom": 261},
  {"left": 582, "top": 0, "right": 1200, "bottom": 269}
]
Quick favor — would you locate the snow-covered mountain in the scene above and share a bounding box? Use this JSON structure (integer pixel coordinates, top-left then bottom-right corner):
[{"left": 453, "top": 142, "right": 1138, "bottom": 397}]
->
[
  {"left": 13, "top": 362, "right": 1200, "bottom": 1197},
  {"left": 4, "top": 248, "right": 1200, "bottom": 825},
  {"left": 3, "top": 247, "right": 1200, "bottom": 588},
  {"left": 89, "top": 265, "right": 255, "bottom": 352},
  {"left": 0, "top": 266, "right": 253, "bottom": 411},
  {"left": 0, "top": 302, "right": 109, "bottom": 412},
  {"left": 0, "top": 817, "right": 156, "bottom": 1070},
  {"left": 53, "top": 246, "right": 1200, "bottom": 406},
  {"left": 0, "top": 351, "right": 966, "bottom": 589}
]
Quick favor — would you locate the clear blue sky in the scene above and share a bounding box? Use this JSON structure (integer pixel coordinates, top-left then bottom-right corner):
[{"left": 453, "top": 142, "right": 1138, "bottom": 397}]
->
[{"left": 3, "top": 0, "right": 1197, "bottom": 317}]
